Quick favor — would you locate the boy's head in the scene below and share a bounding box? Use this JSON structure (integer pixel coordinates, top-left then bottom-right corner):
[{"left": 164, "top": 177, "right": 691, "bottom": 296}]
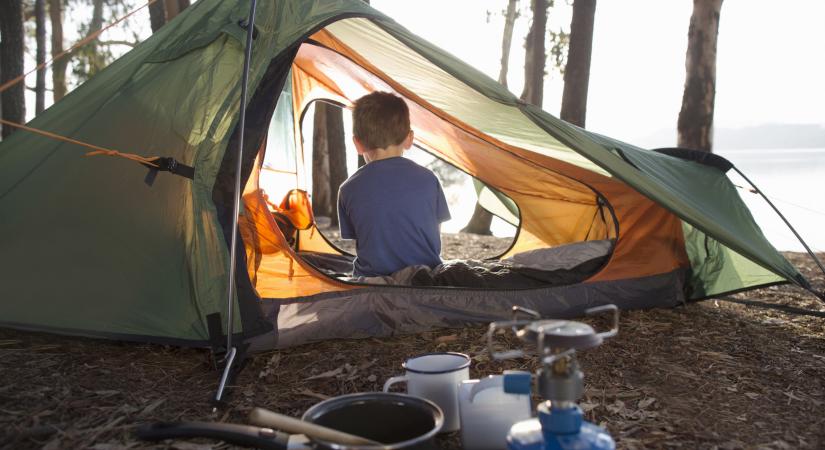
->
[{"left": 352, "top": 92, "right": 412, "bottom": 154}]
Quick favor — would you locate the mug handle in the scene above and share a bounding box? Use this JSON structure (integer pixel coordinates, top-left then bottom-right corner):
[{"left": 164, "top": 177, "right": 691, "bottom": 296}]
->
[{"left": 382, "top": 375, "right": 409, "bottom": 393}]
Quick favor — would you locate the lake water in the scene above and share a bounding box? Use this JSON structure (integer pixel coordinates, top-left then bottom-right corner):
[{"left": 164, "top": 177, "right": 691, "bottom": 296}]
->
[
  {"left": 720, "top": 147, "right": 825, "bottom": 252},
  {"left": 441, "top": 147, "right": 825, "bottom": 253}
]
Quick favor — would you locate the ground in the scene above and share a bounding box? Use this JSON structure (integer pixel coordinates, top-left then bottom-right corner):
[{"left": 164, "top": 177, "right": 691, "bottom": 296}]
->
[{"left": 1, "top": 234, "right": 824, "bottom": 450}]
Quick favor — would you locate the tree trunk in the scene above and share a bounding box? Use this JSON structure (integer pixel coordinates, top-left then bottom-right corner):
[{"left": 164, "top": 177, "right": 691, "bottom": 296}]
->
[
  {"left": 149, "top": 0, "right": 166, "bottom": 32},
  {"left": 312, "top": 103, "right": 333, "bottom": 221},
  {"left": 463, "top": 0, "right": 519, "bottom": 235},
  {"left": 677, "top": 0, "right": 723, "bottom": 152},
  {"left": 35, "top": 0, "right": 46, "bottom": 114},
  {"left": 1, "top": 0, "right": 26, "bottom": 138},
  {"left": 48, "top": 0, "right": 66, "bottom": 101},
  {"left": 163, "top": 0, "right": 180, "bottom": 21},
  {"left": 326, "top": 106, "right": 348, "bottom": 228},
  {"left": 312, "top": 103, "right": 347, "bottom": 226},
  {"left": 560, "top": 0, "right": 596, "bottom": 128},
  {"left": 498, "top": 0, "right": 519, "bottom": 87},
  {"left": 88, "top": 0, "right": 104, "bottom": 75},
  {"left": 461, "top": 202, "right": 494, "bottom": 235},
  {"left": 520, "top": 0, "right": 548, "bottom": 106},
  {"left": 177, "top": 0, "right": 190, "bottom": 12}
]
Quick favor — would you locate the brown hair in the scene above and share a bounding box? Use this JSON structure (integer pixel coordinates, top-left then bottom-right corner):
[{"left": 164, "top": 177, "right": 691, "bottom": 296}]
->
[{"left": 352, "top": 92, "right": 410, "bottom": 150}]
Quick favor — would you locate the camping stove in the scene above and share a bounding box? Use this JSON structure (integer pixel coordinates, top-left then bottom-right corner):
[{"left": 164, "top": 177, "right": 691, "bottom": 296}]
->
[{"left": 487, "top": 305, "right": 619, "bottom": 450}]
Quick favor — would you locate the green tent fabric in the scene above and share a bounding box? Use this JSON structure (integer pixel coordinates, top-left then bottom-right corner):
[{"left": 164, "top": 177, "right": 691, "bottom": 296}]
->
[{"left": 0, "top": 0, "right": 811, "bottom": 346}]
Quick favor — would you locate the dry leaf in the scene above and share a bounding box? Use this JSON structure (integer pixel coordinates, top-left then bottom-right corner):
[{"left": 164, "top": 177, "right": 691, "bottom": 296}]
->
[
  {"left": 744, "top": 392, "right": 760, "bottom": 400},
  {"left": 435, "top": 334, "right": 459, "bottom": 344},
  {"left": 298, "top": 389, "right": 331, "bottom": 401},
  {"left": 306, "top": 366, "right": 344, "bottom": 380},
  {"left": 140, "top": 398, "right": 165, "bottom": 416},
  {"left": 638, "top": 397, "right": 656, "bottom": 409}
]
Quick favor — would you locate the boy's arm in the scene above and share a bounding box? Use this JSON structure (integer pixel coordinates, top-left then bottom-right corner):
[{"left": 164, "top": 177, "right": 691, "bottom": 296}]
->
[{"left": 338, "top": 191, "right": 357, "bottom": 240}]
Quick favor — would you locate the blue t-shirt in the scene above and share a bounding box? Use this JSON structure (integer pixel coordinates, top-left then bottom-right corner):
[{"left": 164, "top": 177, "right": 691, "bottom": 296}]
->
[{"left": 338, "top": 157, "right": 451, "bottom": 277}]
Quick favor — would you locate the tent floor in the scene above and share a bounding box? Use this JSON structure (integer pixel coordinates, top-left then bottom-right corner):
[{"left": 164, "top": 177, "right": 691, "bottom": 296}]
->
[{"left": 1, "top": 252, "right": 823, "bottom": 449}]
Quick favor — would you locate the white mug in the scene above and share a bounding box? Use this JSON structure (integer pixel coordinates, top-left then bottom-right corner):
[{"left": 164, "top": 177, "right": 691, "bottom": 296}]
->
[
  {"left": 383, "top": 352, "right": 470, "bottom": 432},
  {"left": 458, "top": 375, "right": 533, "bottom": 450}
]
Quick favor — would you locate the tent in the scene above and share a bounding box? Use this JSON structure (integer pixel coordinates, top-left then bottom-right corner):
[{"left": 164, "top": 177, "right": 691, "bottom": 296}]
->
[{"left": 0, "top": 0, "right": 816, "bottom": 349}]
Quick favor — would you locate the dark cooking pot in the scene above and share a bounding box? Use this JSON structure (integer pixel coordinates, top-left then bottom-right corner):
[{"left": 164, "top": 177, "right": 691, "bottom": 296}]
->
[
  {"left": 302, "top": 392, "right": 443, "bottom": 450},
  {"left": 136, "top": 392, "right": 443, "bottom": 449}
]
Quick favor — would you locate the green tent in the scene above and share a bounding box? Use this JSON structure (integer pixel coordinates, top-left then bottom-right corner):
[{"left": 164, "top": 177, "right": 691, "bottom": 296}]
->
[{"left": 0, "top": 0, "right": 816, "bottom": 349}]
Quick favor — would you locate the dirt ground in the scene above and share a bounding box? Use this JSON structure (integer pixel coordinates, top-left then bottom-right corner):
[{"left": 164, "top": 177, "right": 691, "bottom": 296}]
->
[{"left": 1, "top": 234, "right": 824, "bottom": 450}]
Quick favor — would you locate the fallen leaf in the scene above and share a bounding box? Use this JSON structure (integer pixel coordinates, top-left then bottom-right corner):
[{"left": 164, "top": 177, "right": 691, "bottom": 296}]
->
[
  {"left": 435, "top": 334, "right": 459, "bottom": 344},
  {"left": 306, "top": 366, "right": 344, "bottom": 380},
  {"left": 638, "top": 397, "right": 656, "bottom": 409},
  {"left": 298, "top": 389, "right": 331, "bottom": 401},
  {"left": 140, "top": 398, "right": 165, "bottom": 416}
]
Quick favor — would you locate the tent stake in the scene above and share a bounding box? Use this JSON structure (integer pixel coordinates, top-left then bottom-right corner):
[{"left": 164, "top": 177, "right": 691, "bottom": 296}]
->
[
  {"left": 732, "top": 166, "right": 825, "bottom": 299},
  {"left": 215, "top": 0, "right": 259, "bottom": 407}
]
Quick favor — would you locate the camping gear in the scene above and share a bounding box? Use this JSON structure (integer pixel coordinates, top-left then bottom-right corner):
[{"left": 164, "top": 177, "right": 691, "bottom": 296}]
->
[
  {"left": 458, "top": 375, "right": 533, "bottom": 450},
  {"left": 215, "top": 0, "right": 259, "bottom": 408},
  {"left": 1, "top": 0, "right": 822, "bottom": 352},
  {"left": 249, "top": 407, "right": 381, "bottom": 446},
  {"left": 383, "top": 352, "right": 470, "bottom": 432},
  {"left": 136, "top": 421, "right": 290, "bottom": 449},
  {"left": 487, "top": 305, "right": 619, "bottom": 450},
  {"left": 302, "top": 392, "right": 443, "bottom": 449},
  {"left": 138, "top": 393, "right": 442, "bottom": 449}
]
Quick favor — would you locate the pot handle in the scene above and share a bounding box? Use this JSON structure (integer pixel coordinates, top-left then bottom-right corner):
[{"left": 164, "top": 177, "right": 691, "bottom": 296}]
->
[{"left": 382, "top": 375, "right": 409, "bottom": 393}]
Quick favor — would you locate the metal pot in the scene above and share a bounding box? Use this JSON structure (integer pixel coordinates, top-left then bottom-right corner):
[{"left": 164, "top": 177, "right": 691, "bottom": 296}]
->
[{"left": 302, "top": 392, "right": 444, "bottom": 450}]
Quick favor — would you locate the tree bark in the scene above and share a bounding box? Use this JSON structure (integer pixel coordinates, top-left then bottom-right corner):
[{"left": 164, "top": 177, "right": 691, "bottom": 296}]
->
[
  {"left": 498, "top": 0, "right": 519, "bottom": 87},
  {"left": 560, "top": 0, "right": 596, "bottom": 128},
  {"left": 463, "top": 0, "right": 520, "bottom": 235},
  {"left": 1, "top": 0, "right": 26, "bottom": 138},
  {"left": 163, "top": 0, "right": 180, "bottom": 21},
  {"left": 177, "top": 0, "right": 190, "bottom": 12},
  {"left": 312, "top": 104, "right": 333, "bottom": 220},
  {"left": 48, "top": 0, "right": 66, "bottom": 101},
  {"left": 312, "top": 103, "right": 347, "bottom": 226},
  {"left": 677, "top": 0, "right": 723, "bottom": 152},
  {"left": 149, "top": 0, "right": 166, "bottom": 33},
  {"left": 88, "top": 0, "right": 105, "bottom": 75},
  {"left": 520, "top": 0, "right": 548, "bottom": 106},
  {"left": 35, "top": 0, "right": 46, "bottom": 114}
]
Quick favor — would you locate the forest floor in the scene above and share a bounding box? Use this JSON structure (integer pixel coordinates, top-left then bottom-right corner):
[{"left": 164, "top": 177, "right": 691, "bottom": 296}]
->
[{"left": 1, "top": 234, "right": 824, "bottom": 450}]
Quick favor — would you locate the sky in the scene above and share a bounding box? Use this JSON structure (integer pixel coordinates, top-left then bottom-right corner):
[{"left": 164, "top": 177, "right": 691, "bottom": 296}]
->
[
  {"left": 24, "top": 0, "right": 825, "bottom": 144},
  {"left": 370, "top": 0, "right": 825, "bottom": 145}
]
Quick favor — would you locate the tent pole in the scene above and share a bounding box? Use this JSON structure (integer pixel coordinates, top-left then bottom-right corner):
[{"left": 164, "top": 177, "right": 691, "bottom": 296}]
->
[
  {"left": 732, "top": 166, "right": 825, "bottom": 295},
  {"left": 215, "top": 0, "right": 258, "bottom": 407}
]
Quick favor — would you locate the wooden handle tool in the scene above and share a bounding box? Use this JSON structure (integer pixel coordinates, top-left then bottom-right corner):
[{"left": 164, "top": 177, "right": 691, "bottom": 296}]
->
[{"left": 249, "top": 407, "right": 382, "bottom": 446}]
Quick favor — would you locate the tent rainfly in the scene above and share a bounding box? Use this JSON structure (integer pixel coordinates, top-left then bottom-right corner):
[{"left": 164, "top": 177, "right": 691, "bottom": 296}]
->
[{"left": 0, "top": 0, "right": 819, "bottom": 350}]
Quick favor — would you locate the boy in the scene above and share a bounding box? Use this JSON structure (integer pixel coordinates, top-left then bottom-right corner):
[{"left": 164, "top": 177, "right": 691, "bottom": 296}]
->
[{"left": 337, "top": 92, "right": 451, "bottom": 277}]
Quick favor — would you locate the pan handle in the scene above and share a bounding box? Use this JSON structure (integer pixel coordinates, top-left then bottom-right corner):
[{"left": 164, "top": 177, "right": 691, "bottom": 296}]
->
[{"left": 135, "top": 421, "right": 290, "bottom": 450}]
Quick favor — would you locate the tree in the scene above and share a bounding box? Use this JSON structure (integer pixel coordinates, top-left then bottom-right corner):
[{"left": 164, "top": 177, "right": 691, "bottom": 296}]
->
[
  {"left": 678, "top": 0, "right": 723, "bottom": 152},
  {"left": 520, "top": 0, "right": 548, "bottom": 105},
  {"left": 560, "top": 0, "right": 596, "bottom": 128},
  {"left": 311, "top": 103, "right": 347, "bottom": 226},
  {"left": 150, "top": 0, "right": 190, "bottom": 33},
  {"left": 462, "top": 0, "right": 520, "bottom": 235},
  {"left": 48, "top": 0, "right": 67, "bottom": 101},
  {"left": 35, "top": 0, "right": 46, "bottom": 114},
  {"left": 498, "top": 0, "right": 519, "bottom": 88},
  {"left": 1, "top": 0, "right": 26, "bottom": 138}
]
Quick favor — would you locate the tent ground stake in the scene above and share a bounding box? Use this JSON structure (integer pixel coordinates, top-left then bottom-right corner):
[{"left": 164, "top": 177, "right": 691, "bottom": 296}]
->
[{"left": 213, "top": 346, "right": 237, "bottom": 411}]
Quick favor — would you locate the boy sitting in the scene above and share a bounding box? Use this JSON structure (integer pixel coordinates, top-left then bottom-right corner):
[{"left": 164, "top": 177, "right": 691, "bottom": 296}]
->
[{"left": 338, "top": 92, "right": 451, "bottom": 277}]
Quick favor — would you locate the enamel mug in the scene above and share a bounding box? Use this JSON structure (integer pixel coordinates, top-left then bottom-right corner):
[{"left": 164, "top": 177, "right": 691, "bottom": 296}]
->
[{"left": 383, "top": 352, "right": 471, "bottom": 432}]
